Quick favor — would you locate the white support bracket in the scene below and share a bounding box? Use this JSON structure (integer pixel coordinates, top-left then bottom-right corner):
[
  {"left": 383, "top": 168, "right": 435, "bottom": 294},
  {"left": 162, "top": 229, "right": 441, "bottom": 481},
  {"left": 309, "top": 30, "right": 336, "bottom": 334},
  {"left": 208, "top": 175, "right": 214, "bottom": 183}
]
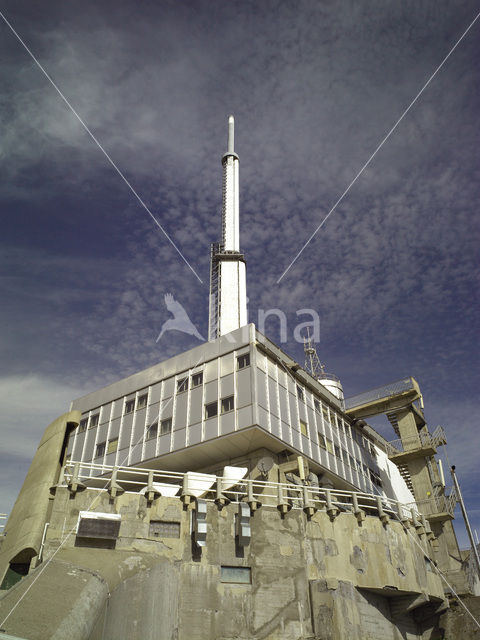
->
[
  {"left": 236, "top": 502, "right": 251, "bottom": 547},
  {"left": 193, "top": 499, "right": 208, "bottom": 547}
]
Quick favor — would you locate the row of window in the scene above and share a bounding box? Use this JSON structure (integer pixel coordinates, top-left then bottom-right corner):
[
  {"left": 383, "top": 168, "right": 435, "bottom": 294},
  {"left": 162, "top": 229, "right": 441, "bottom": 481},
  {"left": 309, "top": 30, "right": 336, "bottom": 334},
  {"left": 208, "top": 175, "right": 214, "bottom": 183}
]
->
[
  {"left": 316, "top": 430, "right": 382, "bottom": 487},
  {"left": 95, "top": 437, "right": 118, "bottom": 458},
  {"left": 79, "top": 413, "right": 99, "bottom": 432},
  {"left": 205, "top": 395, "right": 234, "bottom": 419},
  {"left": 80, "top": 354, "right": 251, "bottom": 432},
  {"left": 294, "top": 388, "right": 376, "bottom": 458},
  {"left": 146, "top": 418, "right": 172, "bottom": 441},
  {"left": 93, "top": 394, "right": 237, "bottom": 457},
  {"left": 176, "top": 354, "right": 250, "bottom": 394},
  {"left": 125, "top": 393, "right": 148, "bottom": 414},
  {"left": 176, "top": 372, "right": 203, "bottom": 394},
  {"left": 79, "top": 392, "right": 149, "bottom": 432}
]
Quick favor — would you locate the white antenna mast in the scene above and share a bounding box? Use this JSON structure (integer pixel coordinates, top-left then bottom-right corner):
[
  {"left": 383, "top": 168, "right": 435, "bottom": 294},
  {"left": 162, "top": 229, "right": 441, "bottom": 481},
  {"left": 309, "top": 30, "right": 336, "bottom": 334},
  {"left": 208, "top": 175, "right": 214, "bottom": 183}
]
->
[{"left": 208, "top": 116, "right": 248, "bottom": 340}]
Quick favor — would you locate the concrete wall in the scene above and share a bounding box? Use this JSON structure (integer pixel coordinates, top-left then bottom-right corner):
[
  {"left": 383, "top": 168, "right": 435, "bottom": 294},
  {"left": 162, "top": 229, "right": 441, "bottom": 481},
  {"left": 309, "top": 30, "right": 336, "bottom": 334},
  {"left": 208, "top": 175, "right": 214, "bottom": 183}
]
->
[
  {"left": 0, "top": 486, "right": 446, "bottom": 639},
  {"left": 0, "top": 410, "right": 80, "bottom": 587}
]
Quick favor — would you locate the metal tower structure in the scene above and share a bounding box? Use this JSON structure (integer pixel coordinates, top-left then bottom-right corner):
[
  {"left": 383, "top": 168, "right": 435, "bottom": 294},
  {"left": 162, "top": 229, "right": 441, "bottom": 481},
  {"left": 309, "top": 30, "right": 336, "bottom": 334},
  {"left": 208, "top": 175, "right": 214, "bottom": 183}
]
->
[{"left": 303, "top": 328, "right": 325, "bottom": 379}]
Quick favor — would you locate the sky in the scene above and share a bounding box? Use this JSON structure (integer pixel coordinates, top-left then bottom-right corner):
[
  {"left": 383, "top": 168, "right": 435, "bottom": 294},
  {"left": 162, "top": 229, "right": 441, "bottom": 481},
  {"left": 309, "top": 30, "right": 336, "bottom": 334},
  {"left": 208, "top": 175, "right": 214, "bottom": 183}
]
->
[{"left": 0, "top": 1, "right": 479, "bottom": 549}]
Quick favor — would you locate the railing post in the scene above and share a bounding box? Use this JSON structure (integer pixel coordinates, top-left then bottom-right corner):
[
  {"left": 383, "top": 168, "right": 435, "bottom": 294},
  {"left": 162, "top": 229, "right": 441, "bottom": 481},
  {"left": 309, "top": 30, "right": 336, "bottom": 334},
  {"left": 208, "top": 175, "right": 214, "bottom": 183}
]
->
[
  {"left": 397, "top": 501, "right": 410, "bottom": 529},
  {"left": 67, "top": 462, "right": 86, "bottom": 496},
  {"left": 302, "top": 485, "right": 317, "bottom": 519},
  {"left": 352, "top": 493, "right": 365, "bottom": 523},
  {"left": 246, "top": 479, "right": 262, "bottom": 512},
  {"left": 108, "top": 466, "right": 125, "bottom": 499},
  {"left": 325, "top": 489, "right": 339, "bottom": 521},
  {"left": 215, "top": 477, "right": 230, "bottom": 509},
  {"left": 411, "top": 508, "right": 425, "bottom": 537},
  {"left": 421, "top": 514, "right": 435, "bottom": 543},
  {"left": 144, "top": 470, "right": 160, "bottom": 503},
  {"left": 277, "top": 484, "right": 291, "bottom": 516},
  {"left": 181, "top": 474, "right": 194, "bottom": 506},
  {"left": 376, "top": 496, "right": 389, "bottom": 525}
]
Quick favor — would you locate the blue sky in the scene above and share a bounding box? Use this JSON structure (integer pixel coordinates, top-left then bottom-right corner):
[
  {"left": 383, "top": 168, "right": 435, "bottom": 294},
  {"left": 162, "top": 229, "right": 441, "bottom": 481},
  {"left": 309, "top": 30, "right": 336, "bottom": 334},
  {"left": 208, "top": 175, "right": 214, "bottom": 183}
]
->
[{"left": 0, "top": 0, "right": 479, "bottom": 548}]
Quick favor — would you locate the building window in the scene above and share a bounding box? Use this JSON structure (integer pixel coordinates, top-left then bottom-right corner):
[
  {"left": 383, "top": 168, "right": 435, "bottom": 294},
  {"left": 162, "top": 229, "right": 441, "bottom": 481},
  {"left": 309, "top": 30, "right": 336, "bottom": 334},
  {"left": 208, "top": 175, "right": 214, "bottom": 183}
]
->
[
  {"left": 137, "top": 393, "right": 148, "bottom": 409},
  {"left": 314, "top": 399, "right": 321, "bottom": 413},
  {"left": 300, "top": 420, "right": 307, "bottom": 436},
  {"left": 221, "top": 396, "right": 234, "bottom": 414},
  {"left": 371, "top": 470, "right": 381, "bottom": 485},
  {"left": 330, "top": 414, "right": 337, "bottom": 428},
  {"left": 370, "top": 471, "right": 383, "bottom": 488},
  {"left": 363, "top": 463, "right": 369, "bottom": 477},
  {"left": 296, "top": 385, "right": 304, "bottom": 401},
  {"left": 146, "top": 421, "right": 158, "bottom": 440},
  {"left": 90, "top": 414, "right": 100, "bottom": 428},
  {"left": 221, "top": 566, "right": 251, "bottom": 584},
  {"left": 318, "top": 433, "right": 326, "bottom": 449},
  {"left": 160, "top": 418, "right": 172, "bottom": 435},
  {"left": 149, "top": 520, "right": 180, "bottom": 539},
  {"left": 79, "top": 418, "right": 88, "bottom": 432},
  {"left": 205, "top": 401, "right": 218, "bottom": 419},
  {"left": 341, "top": 449, "right": 348, "bottom": 465},
  {"left": 349, "top": 455, "right": 355, "bottom": 469},
  {"left": 177, "top": 378, "right": 188, "bottom": 393},
  {"left": 237, "top": 353, "right": 250, "bottom": 370},
  {"left": 326, "top": 439, "right": 334, "bottom": 454},
  {"left": 107, "top": 438, "right": 118, "bottom": 455},
  {"left": 322, "top": 408, "right": 329, "bottom": 423},
  {"left": 334, "top": 444, "right": 341, "bottom": 458},
  {"left": 125, "top": 399, "right": 135, "bottom": 414},
  {"left": 192, "top": 372, "right": 203, "bottom": 387},
  {"left": 95, "top": 442, "right": 106, "bottom": 458}
]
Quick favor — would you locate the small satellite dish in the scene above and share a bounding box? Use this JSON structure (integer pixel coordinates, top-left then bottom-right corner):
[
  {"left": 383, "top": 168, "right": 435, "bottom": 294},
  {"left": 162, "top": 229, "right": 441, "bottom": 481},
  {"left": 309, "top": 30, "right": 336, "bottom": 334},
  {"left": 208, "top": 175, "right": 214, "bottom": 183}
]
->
[{"left": 257, "top": 456, "right": 274, "bottom": 476}]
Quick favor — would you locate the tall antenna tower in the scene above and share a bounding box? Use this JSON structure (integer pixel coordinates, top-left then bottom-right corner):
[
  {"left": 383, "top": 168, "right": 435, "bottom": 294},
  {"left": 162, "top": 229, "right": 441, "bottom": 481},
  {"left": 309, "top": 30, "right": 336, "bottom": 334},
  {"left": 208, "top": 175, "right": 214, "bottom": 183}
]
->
[
  {"left": 303, "top": 328, "right": 325, "bottom": 380},
  {"left": 208, "top": 116, "right": 247, "bottom": 340}
]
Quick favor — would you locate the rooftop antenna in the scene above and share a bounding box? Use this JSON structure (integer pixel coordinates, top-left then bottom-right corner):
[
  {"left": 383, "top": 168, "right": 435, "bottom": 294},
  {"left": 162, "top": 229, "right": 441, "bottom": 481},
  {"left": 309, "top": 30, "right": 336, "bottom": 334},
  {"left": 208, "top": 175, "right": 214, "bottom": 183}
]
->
[
  {"left": 303, "top": 328, "right": 345, "bottom": 407},
  {"left": 303, "top": 327, "right": 325, "bottom": 379}
]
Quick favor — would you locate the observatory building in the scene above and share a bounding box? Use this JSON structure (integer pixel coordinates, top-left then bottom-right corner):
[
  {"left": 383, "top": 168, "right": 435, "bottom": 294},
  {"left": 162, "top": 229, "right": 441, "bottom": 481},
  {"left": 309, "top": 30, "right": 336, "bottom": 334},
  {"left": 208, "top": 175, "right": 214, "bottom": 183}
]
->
[{"left": 0, "top": 118, "right": 478, "bottom": 640}]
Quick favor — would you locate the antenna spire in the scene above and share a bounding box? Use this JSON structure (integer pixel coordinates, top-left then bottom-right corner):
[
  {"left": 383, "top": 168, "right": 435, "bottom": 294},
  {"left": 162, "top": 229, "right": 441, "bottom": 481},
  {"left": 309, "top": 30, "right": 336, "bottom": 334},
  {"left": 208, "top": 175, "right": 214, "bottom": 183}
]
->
[
  {"left": 228, "top": 115, "right": 234, "bottom": 153},
  {"left": 208, "top": 116, "right": 247, "bottom": 340}
]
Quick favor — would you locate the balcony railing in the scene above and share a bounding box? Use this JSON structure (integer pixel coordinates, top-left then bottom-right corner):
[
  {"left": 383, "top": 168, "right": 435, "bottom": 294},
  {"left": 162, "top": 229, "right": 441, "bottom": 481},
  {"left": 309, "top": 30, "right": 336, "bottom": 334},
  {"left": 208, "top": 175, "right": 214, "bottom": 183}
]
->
[
  {"left": 61, "top": 461, "right": 422, "bottom": 524},
  {"left": 386, "top": 426, "right": 446, "bottom": 457},
  {"left": 405, "top": 488, "right": 457, "bottom": 519},
  {"left": 345, "top": 377, "right": 418, "bottom": 411}
]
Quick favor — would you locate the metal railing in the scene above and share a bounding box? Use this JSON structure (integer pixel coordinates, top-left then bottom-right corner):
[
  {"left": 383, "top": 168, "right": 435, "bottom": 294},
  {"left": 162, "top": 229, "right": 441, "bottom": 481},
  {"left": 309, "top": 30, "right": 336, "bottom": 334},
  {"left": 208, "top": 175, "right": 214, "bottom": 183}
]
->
[
  {"left": 345, "top": 377, "right": 417, "bottom": 411},
  {"left": 61, "top": 461, "right": 418, "bottom": 522},
  {"left": 386, "top": 426, "right": 446, "bottom": 457},
  {"left": 406, "top": 488, "right": 457, "bottom": 519}
]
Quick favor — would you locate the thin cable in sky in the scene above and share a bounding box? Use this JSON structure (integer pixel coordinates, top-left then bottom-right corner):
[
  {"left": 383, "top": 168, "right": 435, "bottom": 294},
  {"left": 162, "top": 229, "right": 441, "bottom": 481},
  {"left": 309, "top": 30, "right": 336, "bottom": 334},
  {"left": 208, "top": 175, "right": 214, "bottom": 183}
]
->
[
  {"left": 277, "top": 11, "right": 480, "bottom": 284},
  {"left": 0, "top": 11, "right": 204, "bottom": 284}
]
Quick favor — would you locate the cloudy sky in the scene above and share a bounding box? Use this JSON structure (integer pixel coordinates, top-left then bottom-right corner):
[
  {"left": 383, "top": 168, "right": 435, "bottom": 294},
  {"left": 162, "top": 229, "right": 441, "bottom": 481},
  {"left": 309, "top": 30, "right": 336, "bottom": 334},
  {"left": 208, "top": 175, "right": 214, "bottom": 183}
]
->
[{"left": 1, "top": 1, "right": 478, "bottom": 548}]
